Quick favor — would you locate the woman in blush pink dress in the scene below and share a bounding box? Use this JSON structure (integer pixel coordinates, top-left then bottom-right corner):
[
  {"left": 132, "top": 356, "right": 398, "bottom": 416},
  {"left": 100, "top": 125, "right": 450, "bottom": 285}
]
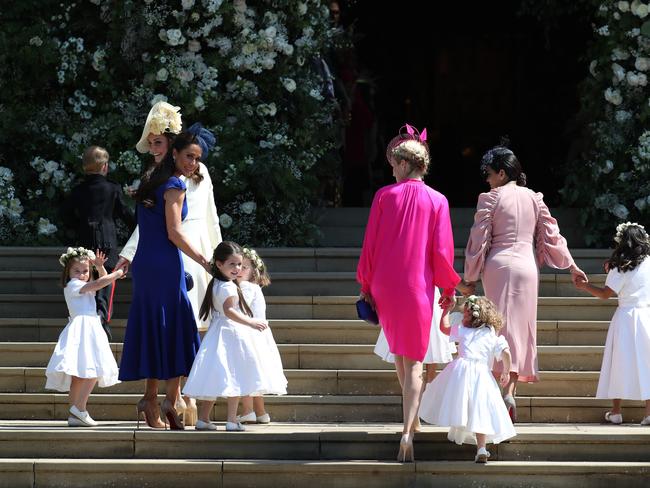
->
[
  {"left": 357, "top": 125, "right": 460, "bottom": 462},
  {"left": 461, "top": 144, "right": 587, "bottom": 421}
]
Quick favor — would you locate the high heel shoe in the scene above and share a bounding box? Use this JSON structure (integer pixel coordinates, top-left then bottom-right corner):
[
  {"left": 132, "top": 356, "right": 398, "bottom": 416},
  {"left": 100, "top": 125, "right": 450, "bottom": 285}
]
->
[
  {"left": 181, "top": 397, "right": 197, "bottom": 427},
  {"left": 396, "top": 433, "right": 414, "bottom": 463},
  {"left": 161, "top": 398, "right": 185, "bottom": 430},
  {"left": 503, "top": 394, "right": 517, "bottom": 423},
  {"left": 136, "top": 398, "right": 165, "bottom": 429}
]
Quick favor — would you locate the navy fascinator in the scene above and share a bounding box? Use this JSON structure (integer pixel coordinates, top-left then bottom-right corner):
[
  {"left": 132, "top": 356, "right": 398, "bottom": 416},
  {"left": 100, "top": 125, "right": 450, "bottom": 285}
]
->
[{"left": 187, "top": 122, "right": 216, "bottom": 160}]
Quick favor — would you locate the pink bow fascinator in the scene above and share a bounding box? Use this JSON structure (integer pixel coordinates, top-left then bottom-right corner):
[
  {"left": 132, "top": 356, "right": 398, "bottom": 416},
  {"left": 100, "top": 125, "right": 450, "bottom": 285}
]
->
[{"left": 385, "top": 123, "right": 430, "bottom": 162}]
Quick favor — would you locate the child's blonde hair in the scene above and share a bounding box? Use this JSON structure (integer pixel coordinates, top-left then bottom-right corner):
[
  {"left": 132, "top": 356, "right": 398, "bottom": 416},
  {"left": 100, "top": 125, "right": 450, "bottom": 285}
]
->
[
  {"left": 242, "top": 247, "right": 271, "bottom": 287},
  {"left": 82, "top": 145, "right": 109, "bottom": 174},
  {"left": 463, "top": 295, "right": 503, "bottom": 331}
]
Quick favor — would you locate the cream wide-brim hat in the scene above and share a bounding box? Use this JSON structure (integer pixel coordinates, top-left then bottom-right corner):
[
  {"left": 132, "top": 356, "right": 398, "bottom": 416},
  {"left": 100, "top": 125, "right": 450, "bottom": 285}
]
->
[{"left": 135, "top": 101, "right": 183, "bottom": 153}]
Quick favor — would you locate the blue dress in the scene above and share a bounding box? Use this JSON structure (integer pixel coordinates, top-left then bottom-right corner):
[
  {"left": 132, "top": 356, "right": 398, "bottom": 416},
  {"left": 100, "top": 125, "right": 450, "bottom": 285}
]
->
[{"left": 119, "top": 177, "right": 200, "bottom": 381}]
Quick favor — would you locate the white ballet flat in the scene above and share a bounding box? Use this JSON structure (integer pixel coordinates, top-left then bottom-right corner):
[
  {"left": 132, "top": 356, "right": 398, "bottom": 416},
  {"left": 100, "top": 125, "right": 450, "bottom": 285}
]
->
[
  {"left": 475, "top": 447, "right": 490, "bottom": 463},
  {"left": 605, "top": 411, "right": 623, "bottom": 424},
  {"left": 236, "top": 412, "right": 257, "bottom": 424},
  {"left": 640, "top": 416, "right": 650, "bottom": 426},
  {"left": 69, "top": 406, "right": 98, "bottom": 427},
  {"left": 225, "top": 421, "right": 246, "bottom": 432},
  {"left": 256, "top": 413, "right": 271, "bottom": 424},
  {"left": 195, "top": 420, "right": 217, "bottom": 431}
]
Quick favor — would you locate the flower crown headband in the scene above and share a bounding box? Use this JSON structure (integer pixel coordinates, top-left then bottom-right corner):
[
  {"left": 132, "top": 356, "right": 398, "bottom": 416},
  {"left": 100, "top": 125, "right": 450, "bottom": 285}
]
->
[
  {"left": 614, "top": 222, "right": 647, "bottom": 243},
  {"left": 242, "top": 247, "right": 264, "bottom": 270},
  {"left": 465, "top": 295, "right": 481, "bottom": 318},
  {"left": 59, "top": 247, "right": 95, "bottom": 267}
]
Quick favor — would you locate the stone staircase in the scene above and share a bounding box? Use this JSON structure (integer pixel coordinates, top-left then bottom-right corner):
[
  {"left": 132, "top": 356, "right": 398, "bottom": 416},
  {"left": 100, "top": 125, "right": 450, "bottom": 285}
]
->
[{"left": 0, "top": 245, "right": 649, "bottom": 487}]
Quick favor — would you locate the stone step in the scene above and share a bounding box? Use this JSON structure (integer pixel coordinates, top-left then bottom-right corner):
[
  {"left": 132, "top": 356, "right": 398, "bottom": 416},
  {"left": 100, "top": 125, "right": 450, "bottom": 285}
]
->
[
  {"left": 0, "top": 367, "right": 601, "bottom": 397},
  {"left": 0, "top": 394, "right": 646, "bottom": 423},
  {"left": 0, "top": 271, "right": 607, "bottom": 297},
  {"left": 2, "top": 458, "right": 650, "bottom": 488},
  {"left": 0, "top": 422, "right": 649, "bottom": 462},
  {"left": 0, "top": 342, "right": 607, "bottom": 371},
  {"left": 0, "top": 295, "right": 618, "bottom": 320},
  {"left": 0, "top": 318, "right": 610, "bottom": 345},
  {"left": 0, "top": 247, "right": 612, "bottom": 273}
]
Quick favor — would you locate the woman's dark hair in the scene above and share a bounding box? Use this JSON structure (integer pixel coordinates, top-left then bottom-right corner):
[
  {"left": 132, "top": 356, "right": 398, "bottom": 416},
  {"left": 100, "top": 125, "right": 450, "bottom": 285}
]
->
[
  {"left": 607, "top": 225, "right": 650, "bottom": 272},
  {"left": 480, "top": 138, "right": 527, "bottom": 186},
  {"left": 135, "top": 131, "right": 203, "bottom": 204},
  {"left": 140, "top": 132, "right": 176, "bottom": 184},
  {"left": 199, "top": 241, "right": 254, "bottom": 321}
]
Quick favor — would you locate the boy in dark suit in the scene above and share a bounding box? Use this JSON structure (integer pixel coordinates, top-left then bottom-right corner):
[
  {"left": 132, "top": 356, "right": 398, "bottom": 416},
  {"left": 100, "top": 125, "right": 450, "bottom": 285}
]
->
[{"left": 61, "top": 146, "right": 134, "bottom": 340}]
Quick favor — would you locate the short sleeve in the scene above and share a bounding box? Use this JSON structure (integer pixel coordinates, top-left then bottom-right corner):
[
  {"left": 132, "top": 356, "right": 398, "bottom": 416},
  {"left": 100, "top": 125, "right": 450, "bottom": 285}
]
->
[
  {"left": 64, "top": 278, "right": 85, "bottom": 297},
  {"left": 605, "top": 268, "right": 625, "bottom": 294},
  {"left": 464, "top": 189, "right": 499, "bottom": 282},
  {"left": 492, "top": 335, "right": 510, "bottom": 361},
  {"left": 217, "top": 281, "right": 239, "bottom": 306},
  {"left": 251, "top": 284, "right": 267, "bottom": 320},
  {"left": 164, "top": 176, "right": 187, "bottom": 193}
]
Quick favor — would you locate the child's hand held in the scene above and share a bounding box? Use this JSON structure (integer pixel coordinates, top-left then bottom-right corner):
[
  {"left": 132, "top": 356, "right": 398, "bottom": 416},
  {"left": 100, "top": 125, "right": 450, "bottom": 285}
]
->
[{"left": 250, "top": 319, "right": 268, "bottom": 331}]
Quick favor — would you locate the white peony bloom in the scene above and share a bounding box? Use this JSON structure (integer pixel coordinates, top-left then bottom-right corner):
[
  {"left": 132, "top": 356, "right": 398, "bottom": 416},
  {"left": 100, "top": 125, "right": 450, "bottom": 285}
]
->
[
  {"left": 194, "top": 95, "right": 205, "bottom": 111},
  {"left": 240, "top": 201, "right": 257, "bottom": 214},
  {"left": 632, "top": 1, "right": 649, "bottom": 17},
  {"left": 611, "top": 63, "right": 626, "bottom": 81},
  {"left": 281, "top": 77, "right": 297, "bottom": 92},
  {"left": 298, "top": 2, "right": 307, "bottom": 15},
  {"left": 150, "top": 93, "right": 168, "bottom": 105},
  {"left": 37, "top": 218, "right": 57, "bottom": 236},
  {"left": 156, "top": 68, "right": 169, "bottom": 81},
  {"left": 219, "top": 213, "right": 233, "bottom": 228},
  {"left": 188, "top": 40, "right": 201, "bottom": 53},
  {"left": 611, "top": 204, "right": 630, "bottom": 219},
  {"left": 618, "top": 1, "right": 630, "bottom": 11},
  {"left": 635, "top": 57, "right": 650, "bottom": 71},
  {"left": 182, "top": 0, "right": 195, "bottom": 9},
  {"left": 604, "top": 87, "right": 623, "bottom": 105},
  {"left": 597, "top": 25, "right": 610, "bottom": 36}
]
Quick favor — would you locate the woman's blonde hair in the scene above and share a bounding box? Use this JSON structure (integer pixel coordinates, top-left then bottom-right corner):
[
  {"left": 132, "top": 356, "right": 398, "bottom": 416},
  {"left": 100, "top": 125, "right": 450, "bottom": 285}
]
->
[
  {"left": 463, "top": 296, "right": 503, "bottom": 331},
  {"left": 389, "top": 139, "right": 430, "bottom": 175}
]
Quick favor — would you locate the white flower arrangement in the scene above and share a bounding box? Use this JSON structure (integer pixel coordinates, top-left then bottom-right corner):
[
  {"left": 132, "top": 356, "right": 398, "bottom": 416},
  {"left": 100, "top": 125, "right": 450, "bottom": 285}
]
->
[
  {"left": 466, "top": 295, "right": 481, "bottom": 318},
  {"left": 58, "top": 246, "right": 95, "bottom": 267},
  {"left": 242, "top": 247, "right": 264, "bottom": 270},
  {"left": 614, "top": 221, "right": 646, "bottom": 243}
]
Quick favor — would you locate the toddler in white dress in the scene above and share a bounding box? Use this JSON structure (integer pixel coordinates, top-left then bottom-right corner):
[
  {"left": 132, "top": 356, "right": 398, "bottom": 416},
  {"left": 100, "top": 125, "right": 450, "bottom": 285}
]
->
[
  {"left": 183, "top": 241, "right": 284, "bottom": 431},
  {"left": 419, "top": 295, "right": 516, "bottom": 463},
  {"left": 236, "top": 247, "right": 287, "bottom": 425},
  {"left": 575, "top": 222, "right": 650, "bottom": 425},
  {"left": 45, "top": 247, "right": 123, "bottom": 426}
]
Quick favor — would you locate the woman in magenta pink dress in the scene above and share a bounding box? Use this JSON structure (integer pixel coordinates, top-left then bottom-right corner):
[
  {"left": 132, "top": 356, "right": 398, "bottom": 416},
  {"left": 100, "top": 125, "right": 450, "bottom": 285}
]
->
[
  {"left": 357, "top": 125, "right": 460, "bottom": 462},
  {"left": 461, "top": 144, "right": 587, "bottom": 421}
]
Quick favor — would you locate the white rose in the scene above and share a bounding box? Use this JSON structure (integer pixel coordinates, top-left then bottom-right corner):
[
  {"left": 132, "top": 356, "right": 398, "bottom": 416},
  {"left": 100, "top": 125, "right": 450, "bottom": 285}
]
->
[
  {"left": 637, "top": 73, "right": 648, "bottom": 86},
  {"left": 219, "top": 213, "right": 233, "bottom": 228},
  {"left": 298, "top": 2, "right": 307, "bottom": 15},
  {"left": 635, "top": 57, "right": 650, "bottom": 71},
  {"left": 156, "top": 68, "right": 169, "bottom": 81},
  {"left": 194, "top": 95, "right": 205, "bottom": 111},
  {"left": 618, "top": 1, "right": 630, "bottom": 11},
  {"left": 633, "top": 2, "right": 649, "bottom": 17},
  {"left": 604, "top": 87, "right": 623, "bottom": 105},
  {"left": 240, "top": 201, "right": 257, "bottom": 214},
  {"left": 281, "top": 77, "right": 296, "bottom": 92},
  {"left": 611, "top": 62, "right": 626, "bottom": 81},
  {"left": 37, "top": 218, "right": 57, "bottom": 236},
  {"left": 626, "top": 71, "right": 640, "bottom": 86},
  {"left": 187, "top": 40, "right": 201, "bottom": 52}
]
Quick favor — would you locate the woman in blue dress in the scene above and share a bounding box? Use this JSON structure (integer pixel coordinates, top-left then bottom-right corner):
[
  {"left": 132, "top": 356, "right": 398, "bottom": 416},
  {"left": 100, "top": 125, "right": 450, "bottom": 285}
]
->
[{"left": 119, "top": 132, "right": 211, "bottom": 430}]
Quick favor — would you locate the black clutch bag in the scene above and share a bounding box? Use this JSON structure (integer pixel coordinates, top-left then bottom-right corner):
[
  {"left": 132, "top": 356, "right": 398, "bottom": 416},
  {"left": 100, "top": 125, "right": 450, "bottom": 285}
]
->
[
  {"left": 185, "top": 272, "right": 194, "bottom": 291},
  {"left": 356, "top": 299, "right": 379, "bottom": 326}
]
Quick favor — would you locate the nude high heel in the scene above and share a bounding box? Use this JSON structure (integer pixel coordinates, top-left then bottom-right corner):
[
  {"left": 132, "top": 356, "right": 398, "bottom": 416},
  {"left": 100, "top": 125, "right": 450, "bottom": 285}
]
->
[
  {"left": 503, "top": 394, "right": 517, "bottom": 423},
  {"left": 136, "top": 398, "right": 165, "bottom": 429},
  {"left": 396, "top": 433, "right": 414, "bottom": 463},
  {"left": 161, "top": 398, "right": 185, "bottom": 430}
]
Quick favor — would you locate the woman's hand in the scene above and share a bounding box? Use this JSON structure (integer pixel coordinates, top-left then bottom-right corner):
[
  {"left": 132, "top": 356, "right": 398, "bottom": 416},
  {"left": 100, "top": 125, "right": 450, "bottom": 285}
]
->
[
  {"left": 438, "top": 293, "right": 456, "bottom": 312},
  {"left": 114, "top": 256, "right": 130, "bottom": 277},
  {"left": 570, "top": 265, "right": 588, "bottom": 287},
  {"left": 359, "top": 290, "right": 376, "bottom": 310},
  {"left": 456, "top": 280, "right": 475, "bottom": 297}
]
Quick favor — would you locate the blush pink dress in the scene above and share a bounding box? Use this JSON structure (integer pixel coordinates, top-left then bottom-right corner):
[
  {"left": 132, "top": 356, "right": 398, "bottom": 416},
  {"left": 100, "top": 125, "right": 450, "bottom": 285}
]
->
[
  {"left": 357, "top": 179, "right": 460, "bottom": 362},
  {"left": 464, "top": 182, "right": 575, "bottom": 382}
]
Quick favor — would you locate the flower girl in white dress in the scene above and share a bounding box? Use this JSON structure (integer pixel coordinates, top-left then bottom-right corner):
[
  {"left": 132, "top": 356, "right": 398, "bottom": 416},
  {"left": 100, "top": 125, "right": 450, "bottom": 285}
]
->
[
  {"left": 419, "top": 295, "right": 516, "bottom": 463},
  {"left": 236, "top": 247, "right": 287, "bottom": 425},
  {"left": 183, "top": 242, "right": 284, "bottom": 431},
  {"left": 45, "top": 248, "right": 123, "bottom": 426},
  {"left": 575, "top": 222, "right": 650, "bottom": 425}
]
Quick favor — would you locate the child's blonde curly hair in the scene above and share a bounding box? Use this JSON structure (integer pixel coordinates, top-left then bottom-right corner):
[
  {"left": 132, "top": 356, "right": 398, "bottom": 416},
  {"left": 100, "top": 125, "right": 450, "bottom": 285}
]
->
[{"left": 463, "top": 295, "right": 503, "bottom": 331}]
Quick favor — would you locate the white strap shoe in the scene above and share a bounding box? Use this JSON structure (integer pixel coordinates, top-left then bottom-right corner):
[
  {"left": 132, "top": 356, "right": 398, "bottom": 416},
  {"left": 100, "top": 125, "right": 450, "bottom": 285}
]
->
[
  {"left": 236, "top": 412, "right": 257, "bottom": 424},
  {"left": 225, "top": 421, "right": 246, "bottom": 432},
  {"left": 69, "top": 406, "right": 98, "bottom": 427},
  {"left": 195, "top": 419, "right": 217, "bottom": 431},
  {"left": 475, "top": 447, "right": 490, "bottom": 463},
  {"left": 256, "top": 413, "right": 271, "bottom": 424},
  {"left": 605, "top": 411, "right": 623, "bottom": 424},
  {"left": 640, "top": 416, "right": 650, "bottom": 426}
]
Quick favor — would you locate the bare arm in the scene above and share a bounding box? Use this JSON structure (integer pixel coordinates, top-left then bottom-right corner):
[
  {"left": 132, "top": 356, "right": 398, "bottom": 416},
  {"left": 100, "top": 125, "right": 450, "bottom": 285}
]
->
[
  {"left": 164, "top": 188, "right": 210, "bottom": 273},
  {"left": 222, "top": 296, "right": 268, "bottom": 330},
  {"left": 79, "top": 269, "right": 124, "bottom": 294},
  {"left": 499, "top": 348, "right": 512, "bottom": 386},
  {"left": 576, "top": 280, "right": 616, "bottom": 300}
]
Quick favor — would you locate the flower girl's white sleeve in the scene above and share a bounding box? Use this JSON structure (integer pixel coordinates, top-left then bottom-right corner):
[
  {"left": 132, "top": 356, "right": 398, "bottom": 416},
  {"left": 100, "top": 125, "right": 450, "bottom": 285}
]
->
[
  {"left": 119, "top": 226, "right": 139, "bottom": 262},
  {"left": 605, "top": 268, "right": 625, "bottom": 294},
  {"left": 252, "top": 284, "right": 267, "bottom": 320},
  {"left": 217, "top": 281, "right": 239, "bottom": 306},
  {"left": 493, "top": 335, "right": 510, "bottom": 361},
  {"left": 65, "top": 279, "right": 85, "bottom": 297}
]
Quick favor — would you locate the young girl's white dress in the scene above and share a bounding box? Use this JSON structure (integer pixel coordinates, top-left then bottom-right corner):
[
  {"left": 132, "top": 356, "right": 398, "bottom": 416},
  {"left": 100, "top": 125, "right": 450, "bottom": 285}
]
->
[
  {"left": 374, "top": 287, "right": 456, "bottom": 364},
  {"left": 419, "top": 313, "right": 516, "bottom": 445},
  {"left": 596, "top": 257, "right": 650, "bottom": 400},
  {"left": 183, "top": 280, "right": 286, "bottom": 399},
  {"left": 240, "top": 281, "right": 288, "bottom": 393},
  {"left": 45, "top": 279, "right": 120, "bottom": 391}
]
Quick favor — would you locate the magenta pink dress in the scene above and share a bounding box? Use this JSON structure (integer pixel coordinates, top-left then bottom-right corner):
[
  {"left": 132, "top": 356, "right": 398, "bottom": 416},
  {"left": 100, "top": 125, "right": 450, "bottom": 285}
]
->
[
  {"left": 357, "top": 179, "right": 460, "bottom": 361},
  {"left": 464, "top": 183, "right": 574, "bottom": 382}
]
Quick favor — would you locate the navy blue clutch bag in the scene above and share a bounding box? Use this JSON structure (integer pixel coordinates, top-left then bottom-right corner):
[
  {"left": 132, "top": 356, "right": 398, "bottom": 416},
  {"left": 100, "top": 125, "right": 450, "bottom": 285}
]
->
[{"left": 356, "top": 299, "right": 379, "bottom": 326}]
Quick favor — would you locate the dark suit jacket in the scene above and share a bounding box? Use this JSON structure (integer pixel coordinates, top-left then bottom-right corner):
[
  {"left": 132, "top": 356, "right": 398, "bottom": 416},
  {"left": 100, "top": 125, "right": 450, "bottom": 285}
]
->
[{"left": 61, "top": 174, "right": 135, "bottom": 252}]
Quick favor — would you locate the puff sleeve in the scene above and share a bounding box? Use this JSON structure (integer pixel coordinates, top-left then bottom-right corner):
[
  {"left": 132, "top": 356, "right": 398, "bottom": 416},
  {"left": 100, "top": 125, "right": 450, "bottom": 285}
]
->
[
  {"left": 492, "top": 334, "right": 510, "bottom": 362},
  {"left": 464, "top": 189, "right": 500, "bottom": 282},
  {"left": 164, "top": 176, "right": 186, "bottom": 193},
  {"left": 605, "top": 267, "right": 625, "bottom": 294},
  {"left": 534, "top": 193, "right": 574, "bottom": 270}
]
